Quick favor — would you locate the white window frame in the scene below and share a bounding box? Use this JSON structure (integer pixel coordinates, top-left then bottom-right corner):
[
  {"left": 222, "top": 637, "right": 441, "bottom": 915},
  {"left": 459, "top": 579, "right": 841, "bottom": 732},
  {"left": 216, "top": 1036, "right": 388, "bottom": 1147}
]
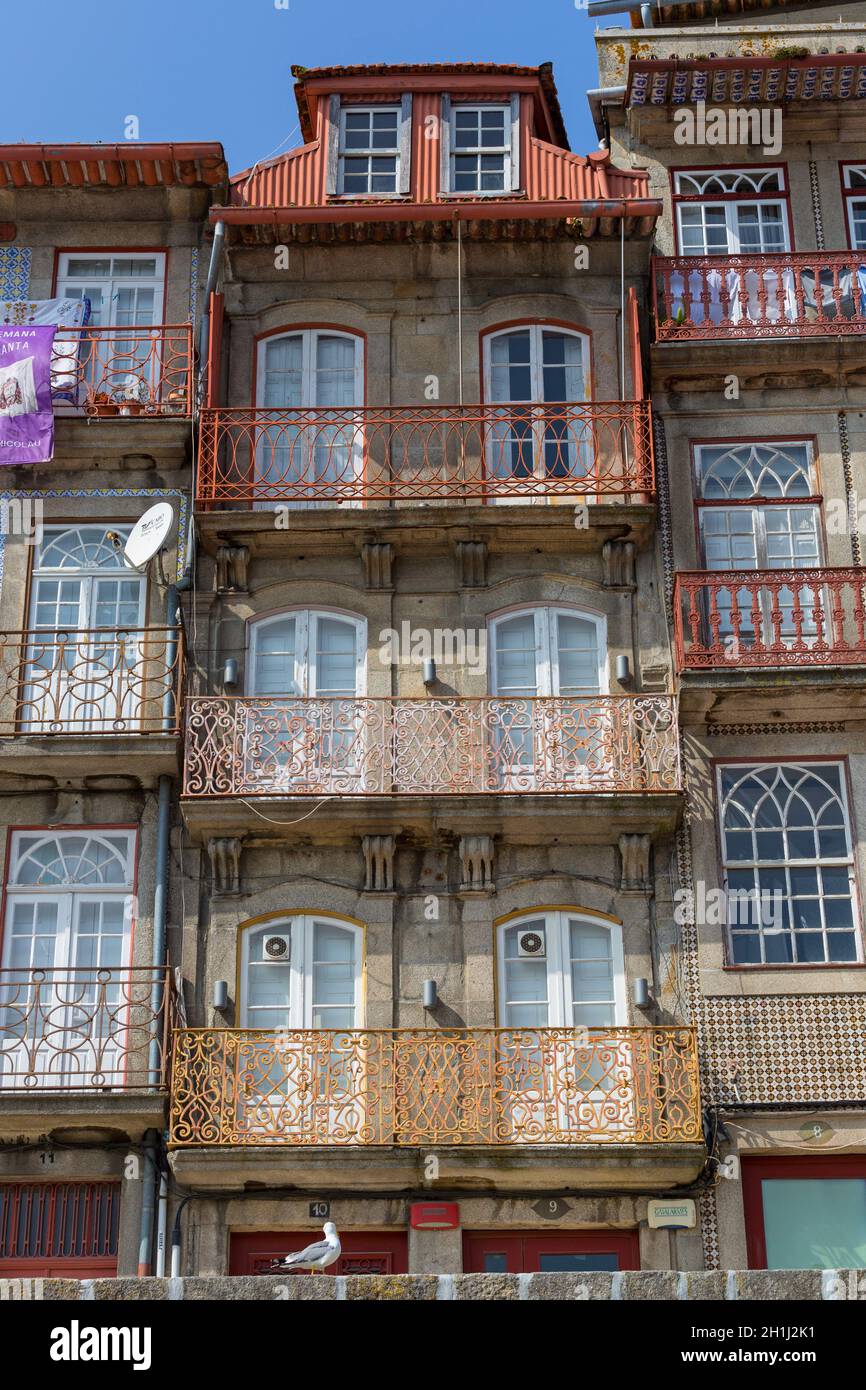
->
[
  {"left": 842, "top": 164, "right": 866, "bottom": 251},
  {"left": 496, "top": 909, "right": 627, "bottom": 1028},
  {"left": 2, "top": 830, "right": 135, "bottom": 973},
  {"left": 55, "top": 252, "right": 166, "bottom": 327},
  {"left": 483, "top": 324, "right": 592, "bottom": 406},
  {"left": 448, "top": 101, "right": 514, "bottom": 195},
  {"left": 337, "top": 104, "right": 402, "bottom": 197},
  {"left": 488, "top": 606, "right": 607, "bottom": 696},
  {"left": 674, "top": 167, "right": 790, "bottom": 256},
  {"left": 239, "top": 914, "right": 364, "bottom": 1029},
  {"left": 246, "top": 609, "right": 366, "bottom": 697},
  {"left": 255, "top": 328, "right": 364, "bottom": 410},
  {"left": 716, "top": 761, "right": 861, "bottom": 967}
]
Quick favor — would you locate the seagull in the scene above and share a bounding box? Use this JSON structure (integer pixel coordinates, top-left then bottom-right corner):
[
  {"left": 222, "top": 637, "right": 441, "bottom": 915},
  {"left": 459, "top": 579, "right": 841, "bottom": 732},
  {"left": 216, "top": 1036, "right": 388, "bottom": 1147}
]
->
[{"left": 265, "top": 1222, "right": 341, "bottom": 1276}]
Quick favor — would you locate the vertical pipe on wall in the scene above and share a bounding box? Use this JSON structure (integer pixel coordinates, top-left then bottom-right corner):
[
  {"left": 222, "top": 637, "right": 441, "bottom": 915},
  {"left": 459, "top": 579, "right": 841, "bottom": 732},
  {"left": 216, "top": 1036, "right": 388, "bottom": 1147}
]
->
[
  {"left": 456, "top": 215, "right": 464, "bottom": 406},
  {"left": 136, "top": 1130, "right": 159, "bottom": 1278},
  {"left": 148, "top": 772, "right": 172, "bottom": 1085}
]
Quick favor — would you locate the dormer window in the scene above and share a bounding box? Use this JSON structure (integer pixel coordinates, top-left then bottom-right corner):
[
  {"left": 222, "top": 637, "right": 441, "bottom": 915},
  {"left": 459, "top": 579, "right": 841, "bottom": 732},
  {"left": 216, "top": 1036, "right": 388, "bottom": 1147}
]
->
[
  {"left": 453, "top": 105, "right": 509, "bottom": 191},
  {"left": 442, "top": 95, "right": 520, "bottom": 196},
  {"left": 339, "top": 106, "right": 400, "bottom": 194},
  {"left": 328, "top": 94, "right": 412, "bottom": 198}
]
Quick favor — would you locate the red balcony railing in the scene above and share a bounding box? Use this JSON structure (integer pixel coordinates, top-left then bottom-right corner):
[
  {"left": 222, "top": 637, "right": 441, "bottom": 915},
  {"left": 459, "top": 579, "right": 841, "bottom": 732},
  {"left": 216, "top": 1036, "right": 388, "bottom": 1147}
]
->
[
  {"left": 674, "top": 568, "right": 866, "bottom": 670},
  {"left": 0, "top": 967, "right": 175, "bottom": 1093},
  {"left": 196, "top": 400, "right": 654, "bottom": 506},
  {"left": 183, "top": 694, "right": 681, "bottom": 798},
  {"left": 0, "top": 627, "right": 184, "bottom": 735},
  {"left": 50, "top": 324, "right": 193, "bottom": 416},
  {"left": 653, "top": 253, "right": 866, "bottom": 341}
]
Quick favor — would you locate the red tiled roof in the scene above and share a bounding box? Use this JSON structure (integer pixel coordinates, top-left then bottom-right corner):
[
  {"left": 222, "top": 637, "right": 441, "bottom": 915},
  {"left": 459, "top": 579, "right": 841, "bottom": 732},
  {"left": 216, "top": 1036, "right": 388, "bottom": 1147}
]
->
[{"left": 0, "top": 143, "right": 228, "bottom": 190}]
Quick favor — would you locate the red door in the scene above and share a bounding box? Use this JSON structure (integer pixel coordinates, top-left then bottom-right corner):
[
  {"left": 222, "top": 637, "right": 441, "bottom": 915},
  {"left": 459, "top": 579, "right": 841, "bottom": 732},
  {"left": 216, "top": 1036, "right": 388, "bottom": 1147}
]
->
[
  {"left": 229, "top": 1230, "right": 408, "bottom": 1276},
  {"left": 463, "top": 1230, "right": 640, "bottom": 1273}
]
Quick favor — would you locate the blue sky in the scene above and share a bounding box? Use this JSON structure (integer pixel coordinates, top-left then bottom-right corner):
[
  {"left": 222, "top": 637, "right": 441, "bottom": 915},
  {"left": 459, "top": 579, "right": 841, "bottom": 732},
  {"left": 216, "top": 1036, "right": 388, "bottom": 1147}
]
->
[{"left": 1, "top": 0, "right": 613, "bottom": 174}]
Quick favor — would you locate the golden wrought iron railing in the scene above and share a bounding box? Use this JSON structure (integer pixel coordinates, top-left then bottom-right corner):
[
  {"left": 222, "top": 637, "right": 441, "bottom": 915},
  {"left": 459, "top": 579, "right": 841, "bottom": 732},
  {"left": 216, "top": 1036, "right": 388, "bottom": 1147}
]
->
[
  {"left": 196, "top": 400, "right": 654, "bottom": 506},
  {"left": 182, "top": 694, "right": 681, "bottom": 797},
  {"left": 0, "top": 627, "right": 183, "bottom": 735},
  {"left": 50, "top": 324, "right": 193, "bottom": 416},
  {"left": 653, "top": 252, "right": 866, "bottom": 341},
  {"left": 0, "top": 967, "right": 175, "bottom": 1093},
  {"left": 674, "top": 568, "right": 866, "bottom": 669},
  {"left": 169, "top": 1026, "right": 701, "bottom": 1147}
]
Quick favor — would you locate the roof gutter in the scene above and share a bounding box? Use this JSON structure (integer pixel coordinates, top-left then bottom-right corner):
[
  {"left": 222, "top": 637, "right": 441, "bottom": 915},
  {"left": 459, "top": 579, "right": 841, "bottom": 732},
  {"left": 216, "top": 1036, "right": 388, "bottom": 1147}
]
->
[
  {"left": 210, "top": 196, "right": 661, "bottom": 228},
  {"left": 587, "top": 87, "right": 627, "bottom": 143}
]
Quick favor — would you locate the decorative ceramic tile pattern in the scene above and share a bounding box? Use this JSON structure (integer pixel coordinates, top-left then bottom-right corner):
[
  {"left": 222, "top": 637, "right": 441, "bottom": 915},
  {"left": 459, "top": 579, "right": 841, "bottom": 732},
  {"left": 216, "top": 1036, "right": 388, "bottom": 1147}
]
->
[
  {"left": 0, "top": 488, "right": 190, "bottom": 591},
  {"left": 0, "top": 248, "right": 32, "bottom": 300},
  {"left": 189, "top": 246, "right": 199, "bottom": 326},
  {"left": 698, "top": 993, "right": 866, "bottom": 1107}
]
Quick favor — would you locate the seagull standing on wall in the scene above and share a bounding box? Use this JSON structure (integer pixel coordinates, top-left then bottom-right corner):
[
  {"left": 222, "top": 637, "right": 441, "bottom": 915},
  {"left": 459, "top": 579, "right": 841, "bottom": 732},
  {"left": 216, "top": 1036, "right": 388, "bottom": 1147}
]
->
[{"left": 267, "top": 1222, "right": 341, "bottom": 1275}]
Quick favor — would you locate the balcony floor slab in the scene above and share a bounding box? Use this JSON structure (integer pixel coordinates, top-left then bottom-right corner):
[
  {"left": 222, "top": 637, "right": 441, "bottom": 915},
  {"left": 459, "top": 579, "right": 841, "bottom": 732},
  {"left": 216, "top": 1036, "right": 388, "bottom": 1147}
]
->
[
  {"left": 168, "top": 1142, "right": 707, "bottom": 1192},
  {"left": 0, "top": 1093, "right": 169, "bottom": 1143},
  {"left": 0, "top": 735, "right": 180, "bottom": 791},
  {"left": 180, "top": 791, "right": 683, "bottom": 845},
  {"left": 678, "top": 669, "right": 866, "bottom": 727},
  {"left": 194, "top": 501, "right": 657, "bottom": 559}
]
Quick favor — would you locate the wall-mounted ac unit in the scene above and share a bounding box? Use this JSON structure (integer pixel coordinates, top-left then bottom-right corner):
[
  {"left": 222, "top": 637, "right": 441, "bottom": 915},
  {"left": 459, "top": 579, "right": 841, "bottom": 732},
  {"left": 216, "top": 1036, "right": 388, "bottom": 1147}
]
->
[
  {"left": 517, "top": 928, "right": 545, "bottom": 958},
  {"left": 263, "top": 934, "right": 290, "bottom": 961}
]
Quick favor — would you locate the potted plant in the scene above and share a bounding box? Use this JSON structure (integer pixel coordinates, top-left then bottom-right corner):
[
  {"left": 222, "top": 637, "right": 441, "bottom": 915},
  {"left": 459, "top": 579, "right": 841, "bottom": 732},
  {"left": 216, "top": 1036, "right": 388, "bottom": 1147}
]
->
[{"left": 90, "top": 391, "right": 119, "bottom": 418}]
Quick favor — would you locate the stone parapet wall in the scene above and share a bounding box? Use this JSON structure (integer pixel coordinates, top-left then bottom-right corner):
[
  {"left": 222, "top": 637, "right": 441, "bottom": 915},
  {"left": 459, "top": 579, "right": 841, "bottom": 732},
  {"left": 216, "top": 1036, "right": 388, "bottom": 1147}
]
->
[{"left": 5, "top": 1270, "right": 859, "bottom": 1301}]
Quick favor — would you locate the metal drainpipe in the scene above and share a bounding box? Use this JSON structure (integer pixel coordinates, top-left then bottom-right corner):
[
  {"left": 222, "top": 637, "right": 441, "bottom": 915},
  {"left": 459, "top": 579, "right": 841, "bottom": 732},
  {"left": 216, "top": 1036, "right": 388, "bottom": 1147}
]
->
[
  {"left": 136, "top": 1130, "right": 159, "bottom": 1278},
  {"left": 197, "top": 219, "right": 226, "bottom": 407}
]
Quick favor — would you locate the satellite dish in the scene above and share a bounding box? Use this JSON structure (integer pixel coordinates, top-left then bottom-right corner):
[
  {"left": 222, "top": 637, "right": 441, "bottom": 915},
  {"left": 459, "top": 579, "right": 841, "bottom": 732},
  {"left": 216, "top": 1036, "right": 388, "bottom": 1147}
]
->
[{"left": 123, "top": 502, "right": 176, "bottom": 571}]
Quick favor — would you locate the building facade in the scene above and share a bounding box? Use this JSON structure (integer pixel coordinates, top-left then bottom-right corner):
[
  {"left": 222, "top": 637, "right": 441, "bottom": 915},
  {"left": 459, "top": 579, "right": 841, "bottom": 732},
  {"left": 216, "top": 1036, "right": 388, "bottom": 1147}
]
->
[{"left": 1, "top": 10, "right": 865, "bottom": 1282}]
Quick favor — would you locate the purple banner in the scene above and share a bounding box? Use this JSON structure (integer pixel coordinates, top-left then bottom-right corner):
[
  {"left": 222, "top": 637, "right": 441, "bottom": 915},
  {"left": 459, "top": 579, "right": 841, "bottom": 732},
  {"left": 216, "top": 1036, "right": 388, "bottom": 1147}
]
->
[{"left": 0, "top": 324, "right": 56, "bottom": 465}]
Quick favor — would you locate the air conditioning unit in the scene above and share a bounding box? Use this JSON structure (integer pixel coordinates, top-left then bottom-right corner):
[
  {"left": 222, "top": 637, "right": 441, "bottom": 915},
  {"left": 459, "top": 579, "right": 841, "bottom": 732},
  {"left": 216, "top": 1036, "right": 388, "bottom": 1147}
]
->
[
  {"left": 263, "top": 934, "right": 290, "bottom": 961},
  {"left": 517, "top": 928, "right": 545, "bottom": 958}
]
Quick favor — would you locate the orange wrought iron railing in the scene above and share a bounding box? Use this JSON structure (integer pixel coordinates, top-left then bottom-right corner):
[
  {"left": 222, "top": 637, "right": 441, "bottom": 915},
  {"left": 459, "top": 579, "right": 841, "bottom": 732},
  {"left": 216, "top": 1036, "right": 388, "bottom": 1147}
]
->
[
  {"left": 0, "top": 627, "right": 184, "bottom": 735},
  {"left": 169, "top": 1025, "right": 702, "bottom": 1147},
  {"left": 182, "top": 693, "right": 681, "bottom": 798},
  {"left": 674, "top": 569, "right": 866, "bottom": 670},
  {"left": 196, "top": 400, "right": 654, "bottom": 506},
  {"left": 0, "top": 967, "right": 175, "bottom": 1093},
  {"left": 653, "top": 252, "right": 866, "bottom": 341},
  {"left": 50, "top": 324, "right": 193, "bottom": 416}
]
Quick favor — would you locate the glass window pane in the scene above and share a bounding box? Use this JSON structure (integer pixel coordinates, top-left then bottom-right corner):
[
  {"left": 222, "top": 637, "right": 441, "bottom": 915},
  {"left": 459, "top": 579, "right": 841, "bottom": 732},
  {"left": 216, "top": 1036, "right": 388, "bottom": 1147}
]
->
[{"left": 761, "top": 1178, "right": 866, "bottom": 1269}]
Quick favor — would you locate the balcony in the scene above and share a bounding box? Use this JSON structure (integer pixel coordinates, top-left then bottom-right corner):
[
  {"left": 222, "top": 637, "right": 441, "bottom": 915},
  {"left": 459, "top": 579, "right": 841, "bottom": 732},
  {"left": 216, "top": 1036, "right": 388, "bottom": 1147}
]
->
[
  {"left": 183, "top": 694, "right": 680, "bottom": 798},
  {"left": 0, "top": 967, "right": 175, "bottom": 1141},
  {"left": 653, "top": 253, "right": 866, "bottom": 342},
  {"left": 168, "top": 1026, "right": 704, "bottom": 1190},
  {"left": 50, "top": 325, "right": 193, "bottom": 417},
  {"left": 674, "top": 569, "right": 866, "bottom": 671},
  {"left": 196, "top": 401, "right": 654, "bottom": 508},
  {"left": 0, "top": 627, "right": 183, "bottom": 785}
]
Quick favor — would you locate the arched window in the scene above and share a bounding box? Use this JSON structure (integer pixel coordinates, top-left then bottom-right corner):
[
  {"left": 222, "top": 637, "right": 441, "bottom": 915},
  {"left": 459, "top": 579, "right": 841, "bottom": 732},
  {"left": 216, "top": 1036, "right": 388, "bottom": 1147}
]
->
[
  {"left": 482, "top": 324, "right": 592, "bottom": 495},
  {"left": 2, "top": 830, "right": 134, "bottom": 974},
  {"left": 254, "top": 328, "right": 364, "bottom": 504},
  {"left": 247, "top": 609, "right": 366, "bottom": 697},
  {"left": 239, "top": 915, "right": 363, "bottom": 1030},
  {"left": 489, "top": 606, "right": 606, "bottom": 697},
  {"left": 718, "top": 762, "right": 858, "bottom": 966},
  {"left": 497, "top": 909, "right": 626, "bottom": 1028}
]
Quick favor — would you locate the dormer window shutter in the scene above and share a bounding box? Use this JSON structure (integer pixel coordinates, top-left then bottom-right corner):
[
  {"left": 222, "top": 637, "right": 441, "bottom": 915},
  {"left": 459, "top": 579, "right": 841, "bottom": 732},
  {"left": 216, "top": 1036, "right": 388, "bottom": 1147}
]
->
[
  {"left": 509, "top": 93, "right": 521, "bottom": 192},
  {"left": 439, "top": 94, "right": 452, "bottom": 195},
  {"left": 399, "top": 93, "right": 413, "bottom": 195},
  {"left": 325, "top": 94, "right": 341, "bottom": 196}
]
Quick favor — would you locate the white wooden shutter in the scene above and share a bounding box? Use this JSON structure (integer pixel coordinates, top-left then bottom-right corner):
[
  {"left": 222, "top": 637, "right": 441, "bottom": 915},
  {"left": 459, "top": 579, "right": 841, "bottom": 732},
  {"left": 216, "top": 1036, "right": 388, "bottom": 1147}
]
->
[
  {"left": 399, "top": 93, "right": 413, "bottom": 195},
  {"left": 325, "top": 94, "right": 341, "bottom": 196},
  {"left": 439, "top": 94, "right": 452, "bottom": 194}
]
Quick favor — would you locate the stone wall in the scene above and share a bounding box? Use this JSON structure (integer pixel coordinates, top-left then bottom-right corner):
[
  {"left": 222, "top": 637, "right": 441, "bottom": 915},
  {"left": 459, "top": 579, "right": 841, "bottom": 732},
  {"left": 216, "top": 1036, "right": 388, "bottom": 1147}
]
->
[{"left": 8, "top": 1269, "right": 858, "bottom": 1300}]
